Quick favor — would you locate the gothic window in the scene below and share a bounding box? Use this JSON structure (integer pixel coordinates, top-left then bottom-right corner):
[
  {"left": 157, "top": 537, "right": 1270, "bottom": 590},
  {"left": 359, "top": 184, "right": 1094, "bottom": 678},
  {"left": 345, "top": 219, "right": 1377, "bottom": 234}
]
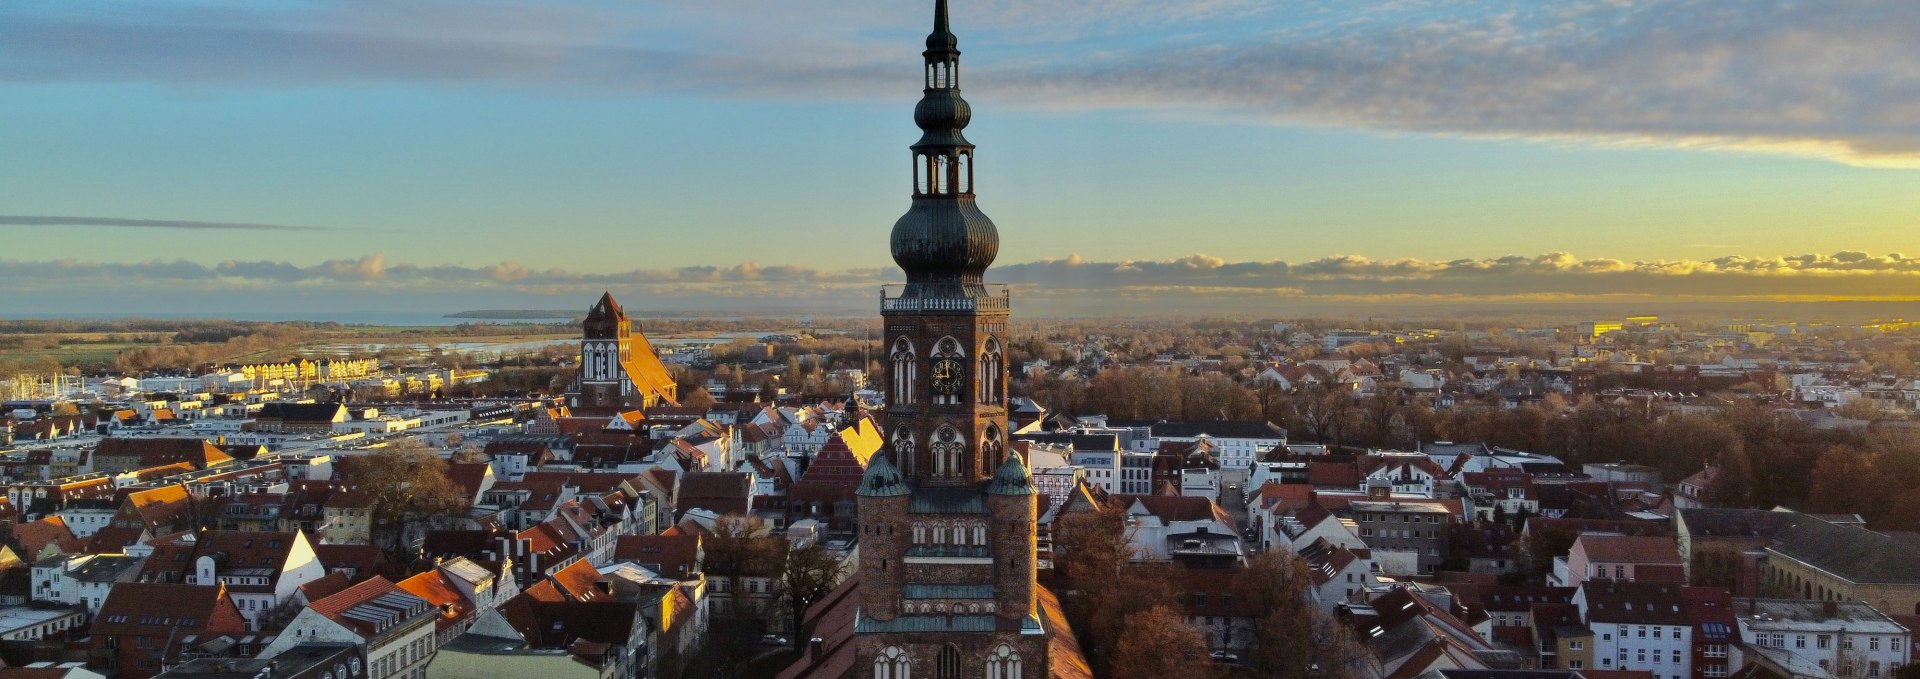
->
[
  {"left": 979, "top": 337, "right": 1002, "bottom": 402},
  {"left": 913, "top": 522, "right": 926, "bottom": 544},
  {"left": 987, "top": 644, "right": 1022, "bottom": 679},
  {"left": 892, "top": 338, "right": 917, "bottom": 405},
  {"left": 933, "top": 523, "right": 948, "bottom": 544},
  {"left": 931, "top": 426, "right": 965, "bottom": 478},
  {"left": 936, "top": 645, "right": 962, "bottom": 679},
  {"left": 893, "top": 429, "right": 916, "bottom": 475},
  {"left": 983, "top": 425, "right": 1004, "bottom": 473},
  {"left": 876, "top": 646, "right": 912, "bottom": 679},
  {"left": 972, "top": 523, "right": 987, "bottom": 545}
]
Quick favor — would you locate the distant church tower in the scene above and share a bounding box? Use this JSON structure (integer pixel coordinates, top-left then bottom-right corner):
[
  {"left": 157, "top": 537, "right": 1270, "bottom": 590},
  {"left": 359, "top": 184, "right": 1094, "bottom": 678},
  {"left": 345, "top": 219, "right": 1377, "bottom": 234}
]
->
[
  {"left": 850, "top": 2, "right": 1056, "bottom": 678},
  {"left": 571, "top": 292, "right": 678, "bottom": 412}
]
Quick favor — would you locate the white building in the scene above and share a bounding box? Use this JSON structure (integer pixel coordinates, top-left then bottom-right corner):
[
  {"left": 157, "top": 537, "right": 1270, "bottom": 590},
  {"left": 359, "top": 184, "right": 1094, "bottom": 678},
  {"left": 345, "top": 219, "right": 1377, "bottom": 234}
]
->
[
  {"left": 1735, "top": 599, "right": 1912, "bottom": 679},
  {"left": 1146, "top": 421, "right": 1286, "bottom": 484},
  {"left": 1576, "top": 581, "right": 1695, "bottom": 679}
]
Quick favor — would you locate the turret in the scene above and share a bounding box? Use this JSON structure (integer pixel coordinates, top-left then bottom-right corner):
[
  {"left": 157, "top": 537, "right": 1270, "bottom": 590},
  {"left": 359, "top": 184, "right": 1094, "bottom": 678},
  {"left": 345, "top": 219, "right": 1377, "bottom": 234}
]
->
[
  {"left": 857, "top": 452, "right": 911, "bottom": 620},
  {"left": 986, "top": 451, "right": 1036, "bottom": 621}
]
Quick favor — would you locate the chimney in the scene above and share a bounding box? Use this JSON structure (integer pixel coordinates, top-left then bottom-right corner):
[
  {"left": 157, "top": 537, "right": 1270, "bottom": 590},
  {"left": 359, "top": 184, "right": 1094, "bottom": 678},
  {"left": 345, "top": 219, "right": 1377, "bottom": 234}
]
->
[
  {"left": 808, "top": 637, "right": 825, "bottom": 659},
  {"left": 1822, "top": 601, "right": 1838, "bottom": 618}
]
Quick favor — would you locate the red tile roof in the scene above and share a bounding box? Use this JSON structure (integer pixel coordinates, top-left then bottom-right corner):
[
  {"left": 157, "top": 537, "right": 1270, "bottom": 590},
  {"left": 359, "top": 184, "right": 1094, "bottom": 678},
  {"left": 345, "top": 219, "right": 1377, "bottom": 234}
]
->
[
  {"left": 13, "top": 516, "right": 82, "bottom": 555},
  {"left": 1576, "top": 534, "right": 1681, "bottom": 565},
  {"left": 93, "top": 582, "right": 246, "bottom": 637},
  {"left": 300, "top": 571, "right": 355, "bottom": 602}
]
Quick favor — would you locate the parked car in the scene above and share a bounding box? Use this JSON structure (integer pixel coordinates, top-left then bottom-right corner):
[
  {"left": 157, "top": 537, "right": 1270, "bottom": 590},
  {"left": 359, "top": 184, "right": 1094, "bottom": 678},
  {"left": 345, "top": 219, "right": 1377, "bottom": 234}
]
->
[
  {"left": 1209, "top": 651, "right": 1240, "bottom": 664},
  {"left": 760, "top": 635, "right": 790, "bottom": 646}
]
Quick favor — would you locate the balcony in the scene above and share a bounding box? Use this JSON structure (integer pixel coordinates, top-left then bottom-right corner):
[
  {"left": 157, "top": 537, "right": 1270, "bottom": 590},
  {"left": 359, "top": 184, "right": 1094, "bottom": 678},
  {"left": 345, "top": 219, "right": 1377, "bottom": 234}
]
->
[{"left": 880, "top": 285, "right": 1011, "bottom": 314}]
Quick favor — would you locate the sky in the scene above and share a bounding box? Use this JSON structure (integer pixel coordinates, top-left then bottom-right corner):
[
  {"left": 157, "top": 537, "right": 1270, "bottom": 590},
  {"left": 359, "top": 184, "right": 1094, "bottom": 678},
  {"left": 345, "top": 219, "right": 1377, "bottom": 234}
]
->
[{"left": 1, "top": 0, "right": 1918, "bottom": 318}]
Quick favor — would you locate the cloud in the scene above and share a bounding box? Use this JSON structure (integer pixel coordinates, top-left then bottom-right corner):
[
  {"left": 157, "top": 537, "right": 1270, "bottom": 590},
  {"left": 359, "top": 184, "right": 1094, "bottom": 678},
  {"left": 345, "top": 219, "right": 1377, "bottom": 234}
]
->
[
  {"left": 1, "top": 0, "right": 1914, "bottom": 165},
  {"left": 0, "top": 215, "right": 342, "bottom": 232},
  {"left": 5, "top": 251, "right": 1920, "bottom": 318}
]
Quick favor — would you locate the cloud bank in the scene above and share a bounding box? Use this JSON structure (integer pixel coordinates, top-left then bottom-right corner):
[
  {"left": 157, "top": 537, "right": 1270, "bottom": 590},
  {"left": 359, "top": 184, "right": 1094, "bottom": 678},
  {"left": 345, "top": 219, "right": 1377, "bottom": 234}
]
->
[
  {"left": 1, "top": 0, "right": 1914, "bottom": 166},
  {"left": 0, "top": 216, "right": 338, "bottom": 232},
  {"left": 5, "top": 251, "right": 1920, "bottom": 317}
]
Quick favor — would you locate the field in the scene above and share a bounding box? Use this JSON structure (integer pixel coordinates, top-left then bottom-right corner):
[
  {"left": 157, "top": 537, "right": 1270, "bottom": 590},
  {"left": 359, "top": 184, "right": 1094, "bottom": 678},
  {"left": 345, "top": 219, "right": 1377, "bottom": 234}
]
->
[{"left": 0, "top": 321, "right": 578, "bottom": 376}]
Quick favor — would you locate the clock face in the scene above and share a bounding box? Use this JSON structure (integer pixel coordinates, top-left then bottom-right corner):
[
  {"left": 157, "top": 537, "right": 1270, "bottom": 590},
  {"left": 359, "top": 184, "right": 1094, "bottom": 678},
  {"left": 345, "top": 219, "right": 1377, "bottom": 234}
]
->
[{"left": 930, "top": 359, "right": 965, "bottom": 395}]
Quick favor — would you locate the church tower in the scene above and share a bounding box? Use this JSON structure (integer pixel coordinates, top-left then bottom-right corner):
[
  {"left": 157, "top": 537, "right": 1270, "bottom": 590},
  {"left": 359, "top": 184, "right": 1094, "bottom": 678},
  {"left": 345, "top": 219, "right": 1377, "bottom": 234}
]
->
[
  {"left": 570, "top": 292, "right": 679, "bottom": 413},
  {"left": 850, "top": 3, "right": 1053, "bottom": 678}
]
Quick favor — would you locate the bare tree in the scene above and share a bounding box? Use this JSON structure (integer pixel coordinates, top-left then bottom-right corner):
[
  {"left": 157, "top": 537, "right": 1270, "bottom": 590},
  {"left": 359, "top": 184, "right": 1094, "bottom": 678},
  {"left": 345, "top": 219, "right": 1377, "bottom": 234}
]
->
[
  {"left": 776, "top": 541, "right": 848, "bottom": 652},
  {"left": 1109, "top": 605, "right": 1218, "bottom": 679}
]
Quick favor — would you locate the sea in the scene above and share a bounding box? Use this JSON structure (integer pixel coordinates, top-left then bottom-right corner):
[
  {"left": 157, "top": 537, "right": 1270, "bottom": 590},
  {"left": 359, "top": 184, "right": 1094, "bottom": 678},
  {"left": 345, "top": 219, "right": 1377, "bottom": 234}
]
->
[{"left": 0, "top": 311, "right": 477, "bottom": 326}]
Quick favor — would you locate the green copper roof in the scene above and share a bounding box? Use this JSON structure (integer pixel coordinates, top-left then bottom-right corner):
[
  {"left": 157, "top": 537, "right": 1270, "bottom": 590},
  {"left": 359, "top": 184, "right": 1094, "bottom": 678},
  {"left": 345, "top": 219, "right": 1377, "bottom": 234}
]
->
[
  {"left": 908, "top": 486, "right": 987, "bottom": 514},
  {"left": 986, "top": 453, "right": 1036, "bottom": 496},
  {"left": 857, "top": 452, "right": 911, "bottom": 497},
  {"left": 857, "top": 612, "right": 997, "bottom": 634}
]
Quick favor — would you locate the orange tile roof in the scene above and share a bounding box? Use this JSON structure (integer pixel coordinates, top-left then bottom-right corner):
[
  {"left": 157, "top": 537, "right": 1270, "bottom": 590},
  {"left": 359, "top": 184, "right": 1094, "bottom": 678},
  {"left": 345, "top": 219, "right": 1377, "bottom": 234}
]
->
[
  {"left": 397, "top": 569, "right": 477, "bottom": 631},
  {"left": 13, "top": 516, "right": 81, "bottom": 555}
]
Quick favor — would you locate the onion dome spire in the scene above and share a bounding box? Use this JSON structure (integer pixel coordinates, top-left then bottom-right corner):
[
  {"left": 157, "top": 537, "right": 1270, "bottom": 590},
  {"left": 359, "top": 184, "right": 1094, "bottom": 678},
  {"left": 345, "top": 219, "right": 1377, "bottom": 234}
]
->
[
  {"left": 890, "top": 0, "right": 999, "bottom": 298},
  {"left": 927, "top": 0, "right": 958, "bottom": 57}
]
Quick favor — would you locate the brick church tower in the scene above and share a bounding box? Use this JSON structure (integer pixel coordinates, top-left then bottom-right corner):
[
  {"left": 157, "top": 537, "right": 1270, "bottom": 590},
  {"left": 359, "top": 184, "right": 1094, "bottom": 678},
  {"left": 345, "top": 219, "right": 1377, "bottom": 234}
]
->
[
  {"left": 844, "top": 2, "right": 1063, "bottom": 678},
  {"left": 570, "top": 292, "right": 678, "bottom": 413}
]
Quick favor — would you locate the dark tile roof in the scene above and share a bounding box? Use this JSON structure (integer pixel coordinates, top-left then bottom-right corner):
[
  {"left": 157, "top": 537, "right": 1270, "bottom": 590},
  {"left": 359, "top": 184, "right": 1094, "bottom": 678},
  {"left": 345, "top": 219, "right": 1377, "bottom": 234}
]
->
[
  {"left": 613, "top": 534, "right": 701, "bottom": 580},
  {"left": 1768, "top": 511, "right": 1920, "bottom": 584},
  {"left": 1676, "top": 508, "right": 1795, "bottom": 539},
  {"left": 1010, "top": 433, "right": 1120, "bottom": 451},
  {"left": 256, "top": 402, "right": 348, "bottom": 422},
  {"left": 1146, "top": 420, "right": 1286, "bottom": 440},
  {"left": 1579, "top": 581, "right": 1691, "bottom": 624}
]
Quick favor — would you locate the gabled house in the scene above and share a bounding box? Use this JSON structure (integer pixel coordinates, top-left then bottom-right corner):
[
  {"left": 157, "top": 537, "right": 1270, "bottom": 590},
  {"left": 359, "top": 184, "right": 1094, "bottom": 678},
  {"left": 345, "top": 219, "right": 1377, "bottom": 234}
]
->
[
  {"left": 134, "top": 530, "right": 327, "bottom": 630},
  {"left": 1342, "top": 584, "right": 1510, "bottom": 679},
  {"left": 88, "top": 582, "right": 249, "bottom": 679},
  {"left": 251, "top": 403, "right": 349, "bottom": 434},
  {"left": 785, "top": 426, "right": 880, "bottom": 530},
  {"left": 258, "top": 577, "right": 439, "bottom": 679},
  {"left": 1555, "top": 534, "right": 1683, "bottom": 589},
  {"left": 1300, "top": 536, "right": 1378, "bottom": 607},
  {"left": 32, "top": 552, "right": 145, "bottom": 615},
  {"left": 91, "top": 439, "right": 232, "bottom": 475}
]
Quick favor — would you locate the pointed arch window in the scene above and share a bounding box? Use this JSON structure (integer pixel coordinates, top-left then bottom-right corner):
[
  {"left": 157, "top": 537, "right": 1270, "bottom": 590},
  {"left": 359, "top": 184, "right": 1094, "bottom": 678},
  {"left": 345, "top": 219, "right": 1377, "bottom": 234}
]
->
[
  {"left": 979, "top": 337, "right": 1003, "bottom": 403},
  {"left": 892, "top": 338, "right": 917, "bottom": 406},
  {"left": 987, "top": 644, "right": 1022, "bottom": 679},
  {"left": 936, "top": 645, "right": 962, "bottom": 679},
  {"left": 892, "top": 429, "right": 917, "bottom": 477},
  {"left": 877, "top": 646, "right": 912, "bottom": 679},
  {"left": 913, "top": 522, "right": 926, "bottom": 544},
  {"left": 982, "top": 425, "right": 1004, "bottom": 474},
  {"left": 931, "top": 425, "right": 965, "bottom": 478}
]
